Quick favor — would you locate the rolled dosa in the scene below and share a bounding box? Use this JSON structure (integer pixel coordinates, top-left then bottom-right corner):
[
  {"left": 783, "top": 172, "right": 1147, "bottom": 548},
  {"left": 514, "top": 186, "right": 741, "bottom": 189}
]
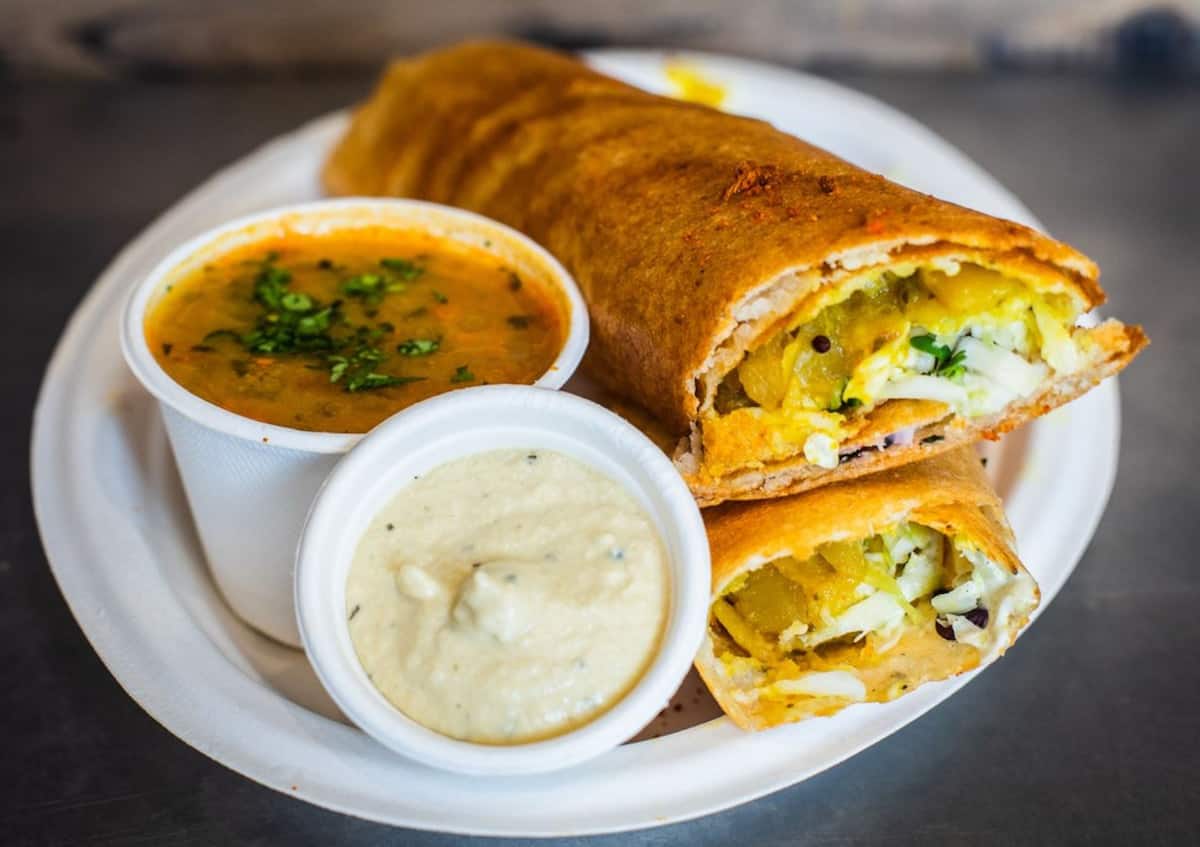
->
[
  {"left": 324, "top": 40, "right": 1146, "bottom": 505},
  {"left": 696, "top": 448, "right": 1038, "bottom": 729}
]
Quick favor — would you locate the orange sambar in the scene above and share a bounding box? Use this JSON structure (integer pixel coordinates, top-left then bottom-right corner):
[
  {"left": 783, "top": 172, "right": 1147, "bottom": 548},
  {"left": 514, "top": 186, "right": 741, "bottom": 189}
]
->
[{"left": 145, "top": 228, "right": 566, "bottom": 433}]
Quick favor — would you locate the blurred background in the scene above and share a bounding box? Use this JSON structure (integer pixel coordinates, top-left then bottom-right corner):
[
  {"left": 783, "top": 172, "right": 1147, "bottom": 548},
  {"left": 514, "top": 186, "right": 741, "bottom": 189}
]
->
[{"left": 2, "top": 0, "right": 1198, "bottom": 78}]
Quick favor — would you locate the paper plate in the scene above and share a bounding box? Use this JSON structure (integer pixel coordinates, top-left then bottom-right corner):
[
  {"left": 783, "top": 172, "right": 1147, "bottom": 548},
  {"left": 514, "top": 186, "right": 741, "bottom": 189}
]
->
[{"left": 31, "top": 49, "right": 1120, "bottom": 836}]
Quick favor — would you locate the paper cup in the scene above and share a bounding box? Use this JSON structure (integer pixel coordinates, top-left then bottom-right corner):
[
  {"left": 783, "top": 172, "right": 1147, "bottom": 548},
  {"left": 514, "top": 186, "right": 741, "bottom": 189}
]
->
[
  {"left": 296, "top": 386, "right": 710, "bottom": 774},
  {"left": 120, "top": 199, "right": 588, "bottom": 645}
]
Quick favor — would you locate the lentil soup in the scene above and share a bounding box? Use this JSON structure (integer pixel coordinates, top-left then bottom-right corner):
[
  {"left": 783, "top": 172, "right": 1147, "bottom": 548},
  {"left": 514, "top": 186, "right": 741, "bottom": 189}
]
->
[{"left": 145, "top": 228, "right": 567, "bottom": 432}]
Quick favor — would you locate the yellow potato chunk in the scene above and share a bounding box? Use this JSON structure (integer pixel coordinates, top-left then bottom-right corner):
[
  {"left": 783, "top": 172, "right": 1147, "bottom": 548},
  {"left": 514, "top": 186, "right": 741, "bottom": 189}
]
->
[{"left": 730, "top": 564, "right": 811, "bottom": 635}]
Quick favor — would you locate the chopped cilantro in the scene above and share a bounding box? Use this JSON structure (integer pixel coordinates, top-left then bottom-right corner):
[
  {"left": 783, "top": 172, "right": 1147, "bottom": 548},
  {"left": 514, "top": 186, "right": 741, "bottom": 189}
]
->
[
  {"left": 295, "top": 306, "right": 337, "bottom": 338},
  {"left": 230, "top": 253, "right": 421, "bottom": 392},
  {"left": 451, "top": 365, "right": 475, "bottom": 384},
  {"left": 939, "top": 352, "right": 967, "bottom": 379},
  {"left": 327, "top": 356, "right": 349, "bottom": 383},
  {"left": 242, "top": 255, "right": 339, "bottom": 354},
  {"left": 432, "top": 290, "right": 448, "bottom": 304},
  {"left": 910, "top": 333, "right": 946, "bottom": 360},
  {"left": 828, "top": 378, "right": 864, "bottom": 413},
  {"left": 341, "top": 273, "right": 393, "bottom": 305},
  {"left": 379, "top": 257, "right": 425, "bottom": 281},
  {"left": 506, "top": 315, "right": 533, "bottom": 329},
  {"left": 251, "top": 261, "right": 293, "bottom": 311},
  {"left": 351, "top": 372, "right": 424, "bottom": 392},
  {"left": 397, "top": 338, "right": 440, "bottom": 356},
  {"left": 329, "top": 344, "right": 425, "bottom": 392},
  {"left": 911, "top": 334, "right": 967, "bottom": 379},
  {"left": 202, "top": 329, "right": 242, "bottom": 344},
  {"left": 280, "top": 291, "right": 313, "bottom": 312}
]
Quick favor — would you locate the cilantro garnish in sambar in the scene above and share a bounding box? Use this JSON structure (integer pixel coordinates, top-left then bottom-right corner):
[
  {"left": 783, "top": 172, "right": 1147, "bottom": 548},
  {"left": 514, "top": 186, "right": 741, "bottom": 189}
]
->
[{"left": 145, "top": 230, "right": 565, "bottom": 432}]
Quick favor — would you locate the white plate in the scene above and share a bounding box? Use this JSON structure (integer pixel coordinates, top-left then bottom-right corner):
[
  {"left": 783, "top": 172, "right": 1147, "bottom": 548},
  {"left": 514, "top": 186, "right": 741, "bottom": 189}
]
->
[{"left": 31, "top": 49, "right": 1120, "bottom": 836}]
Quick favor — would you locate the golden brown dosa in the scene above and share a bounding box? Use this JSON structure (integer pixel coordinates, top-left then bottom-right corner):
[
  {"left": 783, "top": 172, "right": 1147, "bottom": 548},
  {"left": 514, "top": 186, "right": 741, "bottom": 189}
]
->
[
  {"left": 324, "top": 40, "right": 1145, "bottom": 504},
  {"left": 697, "top": 448, "right": 1038, "bottom": 729}
]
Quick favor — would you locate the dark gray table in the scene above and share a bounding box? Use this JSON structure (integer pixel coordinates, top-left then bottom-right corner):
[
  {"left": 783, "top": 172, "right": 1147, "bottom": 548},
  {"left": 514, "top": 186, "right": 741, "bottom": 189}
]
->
[{"left": 3, "top": 71, "right": 1194, "bottom": 846}]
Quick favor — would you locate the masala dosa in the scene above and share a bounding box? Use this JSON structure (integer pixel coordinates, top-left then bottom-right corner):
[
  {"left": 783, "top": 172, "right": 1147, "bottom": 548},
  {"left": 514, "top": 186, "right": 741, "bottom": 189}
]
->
[
  {"left": 696, "top": 448, "right": 1038, "bottom": 729},
  {"left": 324, "top": 40, "right": 1146, "bottom": 505}
]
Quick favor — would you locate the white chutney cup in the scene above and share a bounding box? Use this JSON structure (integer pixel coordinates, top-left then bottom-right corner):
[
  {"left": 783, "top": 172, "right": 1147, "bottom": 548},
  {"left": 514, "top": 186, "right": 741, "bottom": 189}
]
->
[
  {"left": 295, "top": 385, "right": 710, "bottom": 775},
  {"left": 120, "top": 199, "right": 589, "bottom": 646}
]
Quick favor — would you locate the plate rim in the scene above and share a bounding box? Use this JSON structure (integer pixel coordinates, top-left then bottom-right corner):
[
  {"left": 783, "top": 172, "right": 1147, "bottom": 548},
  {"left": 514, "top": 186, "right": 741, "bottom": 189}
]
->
[{"left": 30, "top": 48, "right": 1121, "bottom": 836}]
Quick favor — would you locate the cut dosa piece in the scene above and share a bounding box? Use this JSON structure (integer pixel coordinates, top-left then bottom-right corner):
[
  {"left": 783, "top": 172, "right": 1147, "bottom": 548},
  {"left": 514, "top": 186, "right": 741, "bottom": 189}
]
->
[
  {"left": 324, "top": 40, "right": 1146, "bottom": 505},
  {"left": 696, "top": 449, "right": 1038, "bottom": 729}
]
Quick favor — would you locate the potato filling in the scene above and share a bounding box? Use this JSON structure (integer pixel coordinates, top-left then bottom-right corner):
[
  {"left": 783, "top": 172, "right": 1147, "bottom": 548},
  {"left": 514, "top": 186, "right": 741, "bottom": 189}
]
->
[
  {"left": 709, "top": 522, "right": 1022, "bottom": 703},
  {"left": 707, "top": 263, "right": 1087, "bottom": 472}
]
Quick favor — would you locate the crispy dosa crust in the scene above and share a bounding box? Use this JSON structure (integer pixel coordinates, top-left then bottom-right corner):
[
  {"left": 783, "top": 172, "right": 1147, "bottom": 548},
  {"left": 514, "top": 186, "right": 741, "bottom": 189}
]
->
[
  {"left": 324, "top": 40, "right": 1144, "bottom": 502},
  {"left": 696, "top": 449, "right": 1039, "bottom": 729}
]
